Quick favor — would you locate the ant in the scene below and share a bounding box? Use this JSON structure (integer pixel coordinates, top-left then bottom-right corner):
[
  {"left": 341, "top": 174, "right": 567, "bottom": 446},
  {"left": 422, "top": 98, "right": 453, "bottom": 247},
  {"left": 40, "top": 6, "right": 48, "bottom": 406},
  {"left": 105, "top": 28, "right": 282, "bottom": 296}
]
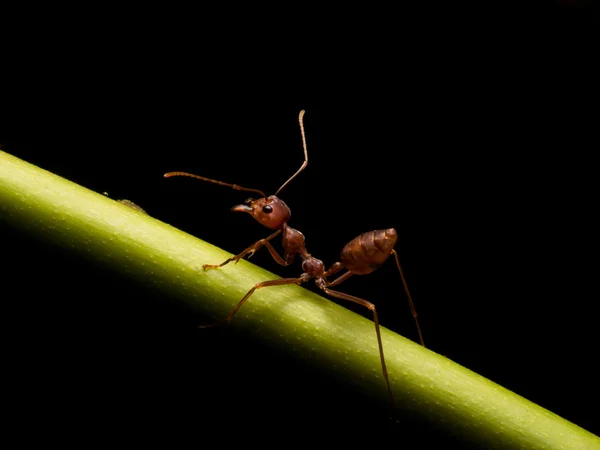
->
[{"left": 164, "top": 110, "right": 424, "bottom": 406}]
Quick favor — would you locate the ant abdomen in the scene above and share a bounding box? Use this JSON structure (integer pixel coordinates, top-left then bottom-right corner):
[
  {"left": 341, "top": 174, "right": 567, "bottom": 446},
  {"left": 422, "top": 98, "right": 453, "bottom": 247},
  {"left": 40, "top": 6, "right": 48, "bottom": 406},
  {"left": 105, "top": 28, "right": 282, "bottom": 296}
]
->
[{"left": 340, "top": 228, "right": 398, "bottom": 275}]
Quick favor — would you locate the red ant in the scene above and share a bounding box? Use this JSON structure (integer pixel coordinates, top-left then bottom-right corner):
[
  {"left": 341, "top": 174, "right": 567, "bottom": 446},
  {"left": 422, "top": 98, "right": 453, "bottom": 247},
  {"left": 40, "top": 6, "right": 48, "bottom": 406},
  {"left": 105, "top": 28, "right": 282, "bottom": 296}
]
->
[{"left": 164, "top": 110, "right": 424, "bottom": 405}]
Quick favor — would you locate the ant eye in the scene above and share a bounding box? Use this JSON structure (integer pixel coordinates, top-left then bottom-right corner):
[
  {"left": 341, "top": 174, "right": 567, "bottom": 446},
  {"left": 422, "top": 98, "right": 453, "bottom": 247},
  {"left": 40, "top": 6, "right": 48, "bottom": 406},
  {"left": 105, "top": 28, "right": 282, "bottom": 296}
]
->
[{"left": 262, "top": 205, "right": 273, "bottom": 213}]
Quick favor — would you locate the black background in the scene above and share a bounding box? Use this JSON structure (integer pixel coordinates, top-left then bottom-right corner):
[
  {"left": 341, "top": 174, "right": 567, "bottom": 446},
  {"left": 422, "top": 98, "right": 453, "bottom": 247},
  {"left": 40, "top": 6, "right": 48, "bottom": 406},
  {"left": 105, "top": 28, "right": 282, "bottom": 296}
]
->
[{"left": 1, "top": 3, "right": 596, "bottom": 447}]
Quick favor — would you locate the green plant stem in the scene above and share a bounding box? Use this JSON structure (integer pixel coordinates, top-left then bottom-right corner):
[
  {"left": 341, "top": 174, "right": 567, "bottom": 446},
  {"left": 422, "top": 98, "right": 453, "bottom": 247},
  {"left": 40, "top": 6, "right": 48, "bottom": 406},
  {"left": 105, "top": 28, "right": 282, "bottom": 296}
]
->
[{"left": 0, "top": 150, "right": 598, "bottom": 449}]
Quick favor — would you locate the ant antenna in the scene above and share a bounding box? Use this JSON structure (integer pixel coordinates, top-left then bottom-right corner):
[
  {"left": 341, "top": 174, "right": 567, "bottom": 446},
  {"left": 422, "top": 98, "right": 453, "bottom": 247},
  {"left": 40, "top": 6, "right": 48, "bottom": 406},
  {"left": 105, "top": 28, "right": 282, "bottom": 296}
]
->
[
  {"left": 274, "top": 110, "right": 308, "bottom": 196},
  {"left": 163, "top": 172, "right": 267, "bottom": 198}
]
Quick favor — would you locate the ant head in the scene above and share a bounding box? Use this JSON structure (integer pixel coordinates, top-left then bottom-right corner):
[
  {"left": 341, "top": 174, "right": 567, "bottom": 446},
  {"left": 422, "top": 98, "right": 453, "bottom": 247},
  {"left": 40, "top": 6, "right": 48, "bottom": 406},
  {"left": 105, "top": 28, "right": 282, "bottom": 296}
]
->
[
  {"left": 164, "top": 110, "right": 307, "bottom": 230},
  {"left": 231, "top": 195, "right": 291, "bottom": 230}
]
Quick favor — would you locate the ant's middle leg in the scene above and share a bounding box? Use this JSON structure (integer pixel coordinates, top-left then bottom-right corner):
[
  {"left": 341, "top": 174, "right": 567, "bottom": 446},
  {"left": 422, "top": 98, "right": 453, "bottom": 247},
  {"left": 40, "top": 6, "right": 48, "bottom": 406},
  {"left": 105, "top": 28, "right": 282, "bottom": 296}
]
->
[
  {"left": 203, "top": 229, "right": 289, "bottom": 270},
  {"left": 199, "top": 276, "right": 308, "bottom": 328}
]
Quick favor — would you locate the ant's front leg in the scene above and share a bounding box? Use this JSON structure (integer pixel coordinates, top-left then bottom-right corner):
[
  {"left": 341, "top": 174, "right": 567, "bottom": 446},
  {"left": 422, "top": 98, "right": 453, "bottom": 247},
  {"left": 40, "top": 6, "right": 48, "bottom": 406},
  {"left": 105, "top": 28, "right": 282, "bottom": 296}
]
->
[{"left": 203, "top": 229, "right": 289, "bottom": 270}]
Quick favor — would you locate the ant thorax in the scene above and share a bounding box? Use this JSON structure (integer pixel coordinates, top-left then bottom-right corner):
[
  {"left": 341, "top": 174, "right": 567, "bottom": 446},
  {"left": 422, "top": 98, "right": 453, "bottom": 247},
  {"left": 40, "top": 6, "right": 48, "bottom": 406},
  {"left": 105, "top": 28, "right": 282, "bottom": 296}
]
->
[{"left": 282, "top": 224, "right": 310, "bottom": 262}]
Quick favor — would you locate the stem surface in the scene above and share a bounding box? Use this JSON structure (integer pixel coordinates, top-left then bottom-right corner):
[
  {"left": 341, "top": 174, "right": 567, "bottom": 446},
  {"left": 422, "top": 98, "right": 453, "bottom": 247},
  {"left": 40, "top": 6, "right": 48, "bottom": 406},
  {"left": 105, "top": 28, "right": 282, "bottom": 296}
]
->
[{"left": 1, "top": 150, "right": 598, "bottom": 449}]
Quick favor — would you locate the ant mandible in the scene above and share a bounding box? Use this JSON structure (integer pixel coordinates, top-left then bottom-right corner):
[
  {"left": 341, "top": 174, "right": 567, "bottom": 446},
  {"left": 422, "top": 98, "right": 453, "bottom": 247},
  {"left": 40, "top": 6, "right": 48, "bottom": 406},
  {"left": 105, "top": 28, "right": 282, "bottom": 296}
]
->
[{"left": 164, "top": 110, "right": 424, "bottom": 405}]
